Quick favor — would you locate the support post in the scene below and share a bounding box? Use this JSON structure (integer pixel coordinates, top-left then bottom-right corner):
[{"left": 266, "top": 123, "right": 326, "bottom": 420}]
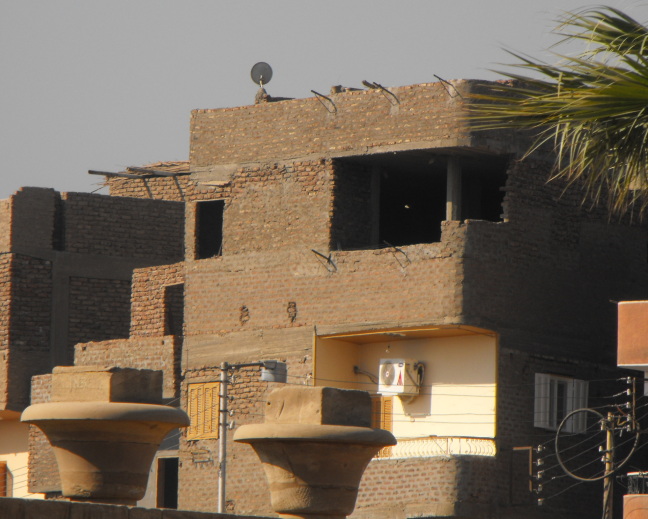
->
[{"left": 446, "top": 156, "right": 461, "bottom": 221}]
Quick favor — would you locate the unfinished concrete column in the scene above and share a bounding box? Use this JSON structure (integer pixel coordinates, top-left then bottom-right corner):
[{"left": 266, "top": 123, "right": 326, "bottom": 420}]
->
[
  {"left": 21, "top": 366, "right": 189, "bottom": 505},
  {"left": 446, "top": 156, "right": 462, "bottom": 221},
  {"left": 234, "top": 386, "right": 396, "bottom": 519}
]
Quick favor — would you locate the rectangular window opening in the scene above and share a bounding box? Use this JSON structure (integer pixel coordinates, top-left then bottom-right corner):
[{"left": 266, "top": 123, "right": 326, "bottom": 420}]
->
[
  {"left": 534, "top": 373, "right": 588, "bottom": 433},
  {"left": 164, "top": 284, "right": 184, "bottom": 336},
  {"left": 331, "top": 154, "right": 508, "bottom": 251},
  {"left": 156, "top": 457, "right": 179, "bottom": 509},
  {"left": 195, "top": 200, "right": 224, "bottom": 259}
]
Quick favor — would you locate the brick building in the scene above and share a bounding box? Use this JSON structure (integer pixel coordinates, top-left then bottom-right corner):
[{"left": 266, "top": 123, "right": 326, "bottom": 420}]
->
[{"left": 10, "top": 80, "right": 648, "bottom": 517}]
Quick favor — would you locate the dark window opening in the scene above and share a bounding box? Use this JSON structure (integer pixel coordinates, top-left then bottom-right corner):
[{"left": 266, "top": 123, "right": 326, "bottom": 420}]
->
[
  {"left": 164, "top": 284, "right": 184, "bottom": 336},
  {"left": 331, "top": 153, "right": 508, "bottom": 250},
  {"left": 156, "top": 457, "right": 179, "bottom": 509},
  {"left": 195, "top": 200, "right": 224, "bottom": 259},
  {"left": 461, "top": 158, "right": 508, "bottom": 222},
  {"left": 379, "top": 167, "right": 446, "bottom": 246}
]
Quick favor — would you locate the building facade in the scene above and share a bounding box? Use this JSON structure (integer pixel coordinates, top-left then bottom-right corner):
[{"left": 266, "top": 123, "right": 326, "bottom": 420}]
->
[{"left": 13, "top": 81, "right": 648, "bottom": 517}]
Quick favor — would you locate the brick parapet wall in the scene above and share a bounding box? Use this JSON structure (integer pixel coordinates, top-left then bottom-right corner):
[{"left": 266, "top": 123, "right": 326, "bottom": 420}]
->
[
  {"left": 0, "top": 497, "right": 272, "bottom": 519},
  {"left": 189, "top": 82, "right": 481, "bottom": 169},
  {"left": 130, "top": 263, "right": 185, "bottom": 337},
  {"left": 9, "top": 187, "right": 58, "bottom": 253},
  {"left": 107, "top": 174, "right": 229, "bottom": 203},
  {"left": 60, "top": 192, "right": 184, "bottom": 261},
  {"left": 0, "top": 197, "right": 12, "bottom": 252}
]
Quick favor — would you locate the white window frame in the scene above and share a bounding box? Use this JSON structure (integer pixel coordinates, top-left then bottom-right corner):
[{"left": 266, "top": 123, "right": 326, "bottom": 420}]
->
[{"left": 534, "top": 373, "right": 588, "bottom": 433}]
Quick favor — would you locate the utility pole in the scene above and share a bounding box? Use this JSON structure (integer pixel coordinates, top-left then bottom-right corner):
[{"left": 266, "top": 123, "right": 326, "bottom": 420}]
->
[
  {"left": 217, "top": 361, "right": 229, "bottom": 514},
  {"left": 216, "top": 360, "right": 287, "bottom": 514},
  {"left": 603, "top": 412, "right": 614, "bottom": 519}
]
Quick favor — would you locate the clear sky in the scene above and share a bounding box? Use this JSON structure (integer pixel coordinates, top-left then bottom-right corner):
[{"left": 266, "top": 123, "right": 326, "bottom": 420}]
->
[{"left": 0, "top": 1, "right": 645, "bottom": 199}]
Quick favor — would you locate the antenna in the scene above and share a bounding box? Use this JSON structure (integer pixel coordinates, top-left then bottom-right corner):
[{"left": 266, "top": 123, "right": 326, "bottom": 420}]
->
[{"left": 251, "top": 62, "right": 273, "bottom": 88}]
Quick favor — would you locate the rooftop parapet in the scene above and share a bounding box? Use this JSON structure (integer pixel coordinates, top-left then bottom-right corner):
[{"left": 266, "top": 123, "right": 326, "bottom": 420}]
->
[{"left": 189, "top": 81, "right": 525, "bottom": 184}]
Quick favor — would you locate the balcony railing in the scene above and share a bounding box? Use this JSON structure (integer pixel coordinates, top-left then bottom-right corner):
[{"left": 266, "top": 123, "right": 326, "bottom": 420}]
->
[{"left": 375, "top": 436, "right": 496, "bottom": 459}]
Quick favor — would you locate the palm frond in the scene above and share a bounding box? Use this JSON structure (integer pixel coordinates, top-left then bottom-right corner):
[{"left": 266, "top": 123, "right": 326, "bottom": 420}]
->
[{"left": 469, "top": 6, "right": 648, "bottom": 215}]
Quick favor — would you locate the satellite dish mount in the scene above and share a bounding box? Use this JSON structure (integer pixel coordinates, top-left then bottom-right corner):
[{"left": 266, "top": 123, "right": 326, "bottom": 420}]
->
[{"left": 251, "top": 62, "right": 273, "bottom": 88}]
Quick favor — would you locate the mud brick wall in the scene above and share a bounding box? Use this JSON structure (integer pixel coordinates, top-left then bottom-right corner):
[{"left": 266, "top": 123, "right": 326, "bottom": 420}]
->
[
  {"left": 130, "top": 263, "right": 184, "bottom": 337},
  {"left": 7, "top": 255, "right": 52, "bottom": 411},
  {"left": 8, "top": 188, "right": 58, "bottom": 253},
  {"left": 60, "top": 192, "right": 184, "bottom": 261},
  {"left": 0, "top": 255, "right": 11, "bottom": 407},
  {"left": 354, "top": 456, "right": 498, "bottom": 519},
  {"left": 0, "top": 198, "right": 12, "bottom": 252},
  {"left": 74, "top": 336, "right": 182, "bottom": 400},
  {"left": 193, "top": 160, "right": 334, "bottom": 258},
  {"left": 184, "top": 221, "right": 465, "bottom": 338},
  {"left": 107, "top": 172, "right": 230, "bottom": 203},
  {"left": 460, "top": 158, "right": 648, "bottom": 362},
  {"left": 190, "top": 82, "right": 475, "bottom": 168},
  {"left": 67, "top": 277, "right": 131, "bottom": 350},
  {"left": 28, "top": 374, "right": 58, "bottom": 493}
]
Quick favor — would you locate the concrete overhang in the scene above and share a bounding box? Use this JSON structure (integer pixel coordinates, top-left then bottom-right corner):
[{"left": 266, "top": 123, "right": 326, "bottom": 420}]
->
[{"left": 317, "top": 324, "right": 496, "bottom": 344}]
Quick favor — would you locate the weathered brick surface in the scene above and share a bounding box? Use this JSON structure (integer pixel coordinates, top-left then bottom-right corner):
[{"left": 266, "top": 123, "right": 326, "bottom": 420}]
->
[
  {"left": 105, "top": 162, "right": 229, "bottom": 203},
  {"left": 68, "top": 277, "right": 131, "bottom": 350},
  {"left": 189, "top": 82, "right": 476, "bottom": 168},
  {"left": 28, "top": 374, "right": 59, "bottom": 493},
  {"left": 60, "top": 192, "right": 184, "bottom": 260},
  {"left": 7, "top": 255, "right": 52, "bottom": 410},
  {"left": 75, "top": 336, "right": 181, "bottom": 400},
  {"left": 130, "top": 263, "right": 184, "bottom": 337}
]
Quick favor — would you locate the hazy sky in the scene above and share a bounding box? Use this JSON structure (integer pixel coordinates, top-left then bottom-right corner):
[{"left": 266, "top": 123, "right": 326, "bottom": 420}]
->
[{"left": 0, "top": 1, "right": 645, "bottom": 199}]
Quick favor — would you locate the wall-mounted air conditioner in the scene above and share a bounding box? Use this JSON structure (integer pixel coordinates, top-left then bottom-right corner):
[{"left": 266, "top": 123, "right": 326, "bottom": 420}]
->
[{"left": 378, "top": 359, "right": 420, "bottom": 396}]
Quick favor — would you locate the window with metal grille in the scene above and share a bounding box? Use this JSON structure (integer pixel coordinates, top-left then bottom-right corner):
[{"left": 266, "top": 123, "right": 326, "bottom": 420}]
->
[
  {"left": 534, "top": 373, "right": 588, "bottom": 433},
  {"left": 187, "top": 382, "right": 220, "bottom": 440}
]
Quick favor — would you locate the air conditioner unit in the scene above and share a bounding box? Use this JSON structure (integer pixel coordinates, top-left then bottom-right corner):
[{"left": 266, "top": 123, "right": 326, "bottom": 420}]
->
[{"left": 378, "top": 359, "right": 420, "bottom": 396}]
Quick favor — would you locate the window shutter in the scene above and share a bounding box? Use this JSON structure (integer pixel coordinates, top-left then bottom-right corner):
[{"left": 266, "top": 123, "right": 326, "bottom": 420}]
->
[
  {"left": 570, "top": 379, "right": 589, "bottom": 433},
  {"left": 187, "top": 382, "right": 220, "bottom": 440}
]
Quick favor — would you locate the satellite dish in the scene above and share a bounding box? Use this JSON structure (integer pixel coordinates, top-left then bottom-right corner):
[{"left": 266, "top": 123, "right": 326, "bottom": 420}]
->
[
  {"left": 251, "top": 62, "right": 273, "bottom": 86},
  {"left": 380, "top": 362, "right": 396, "bottom": 386}
]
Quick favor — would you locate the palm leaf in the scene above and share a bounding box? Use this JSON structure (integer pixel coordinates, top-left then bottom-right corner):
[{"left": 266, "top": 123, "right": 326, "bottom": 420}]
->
[{"left": 469, "top": 6, "right": 648, "bottom": 214}]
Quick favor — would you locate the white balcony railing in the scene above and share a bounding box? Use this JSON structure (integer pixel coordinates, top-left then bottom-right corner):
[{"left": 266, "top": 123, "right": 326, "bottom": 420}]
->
[{"left": 375, "top": 436, "right": 496, "bottom": 459}]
